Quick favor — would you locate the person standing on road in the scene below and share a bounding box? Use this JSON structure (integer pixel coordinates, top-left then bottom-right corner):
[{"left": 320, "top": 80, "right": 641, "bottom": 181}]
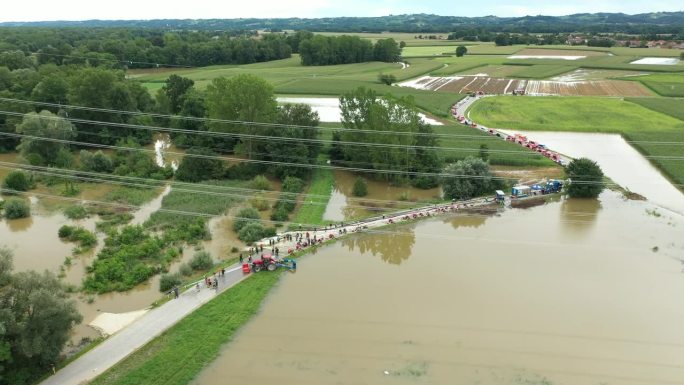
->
[{"left": 239, "top": 254, "right": 243, "bottom": 264}]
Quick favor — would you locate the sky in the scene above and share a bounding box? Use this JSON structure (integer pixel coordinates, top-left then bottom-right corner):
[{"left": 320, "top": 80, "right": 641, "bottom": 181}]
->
[{"left": 0, "top": 0, "right": 682, "bottom": 22}]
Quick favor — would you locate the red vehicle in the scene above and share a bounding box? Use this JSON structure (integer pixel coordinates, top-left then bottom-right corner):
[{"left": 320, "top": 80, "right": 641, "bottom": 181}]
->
[{"left": 251, "top": 254, "right": 278, "bottom": 272}]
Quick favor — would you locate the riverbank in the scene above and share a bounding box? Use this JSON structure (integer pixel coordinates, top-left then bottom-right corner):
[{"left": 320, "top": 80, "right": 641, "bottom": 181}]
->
[{"left": 47, "top": 191, "right": 507, "bottom": 385}]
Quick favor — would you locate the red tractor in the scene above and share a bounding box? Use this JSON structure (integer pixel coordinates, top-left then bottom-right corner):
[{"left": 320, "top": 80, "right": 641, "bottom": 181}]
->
[{"left": 250, "top": 255, "right": 278, "bottom": 272}]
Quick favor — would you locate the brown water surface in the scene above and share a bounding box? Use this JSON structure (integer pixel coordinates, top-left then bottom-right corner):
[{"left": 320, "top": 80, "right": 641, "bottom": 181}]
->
[
  {"left": 193, "top": 191, "right": 684, "bottom": 385},
  {"left": 324, "top": 170, "right": 442, "bottom": 221}
]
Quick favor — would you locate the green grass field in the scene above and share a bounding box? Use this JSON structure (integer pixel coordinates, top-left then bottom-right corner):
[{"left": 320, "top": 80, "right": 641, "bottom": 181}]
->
[
  {"left": 402, "top": 45, "right": 459, "bottom": 57},
  {"left": 90, "top": 271, "right": 283, "bottom": 385},
  {"left": 468, "top": 96, "right": 684, "bottom": 186},
  {"left": 626, "top": 97, "right": 684, "bottom": 121},
  {"left": 622, "top": 74, "right": 684, "bottom": 97}
]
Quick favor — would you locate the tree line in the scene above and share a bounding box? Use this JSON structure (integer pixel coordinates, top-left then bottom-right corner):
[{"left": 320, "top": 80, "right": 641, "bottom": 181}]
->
[
  {"left": 0, "top": 28, "right": 292, "bottom": 69},
  {"left": 298, "top": 35, "right": 401, "bottom": 65},
  {"left": 2, "top": 12, "right": 684, "bottom": 34}
]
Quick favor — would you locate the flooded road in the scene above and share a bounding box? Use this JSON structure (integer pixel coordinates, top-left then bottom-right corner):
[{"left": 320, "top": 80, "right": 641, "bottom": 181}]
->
[
  {"left": 502, "top": 131, "right": 684, "bottom": 215},
  {"left": 323, "top": 170, "right": 442, "bottom": 221},
  {"left": 193, "top": 191, "right": 684, "bottom": 385}
]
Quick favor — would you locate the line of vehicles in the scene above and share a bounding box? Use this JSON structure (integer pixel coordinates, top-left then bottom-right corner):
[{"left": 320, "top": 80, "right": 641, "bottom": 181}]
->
[{"left": 450, "top": 98, "right": 565, "bottom": 166}]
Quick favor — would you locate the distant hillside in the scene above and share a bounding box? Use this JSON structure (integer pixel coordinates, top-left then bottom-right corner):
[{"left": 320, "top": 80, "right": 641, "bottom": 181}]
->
[{"left": 1, "top": 12, "right": 684, "bottom": 33}]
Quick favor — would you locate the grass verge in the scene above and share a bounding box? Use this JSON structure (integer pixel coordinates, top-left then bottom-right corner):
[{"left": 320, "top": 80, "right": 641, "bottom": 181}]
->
[
  {"left": 290, "top": 167, "right": 334, "bottom": 226},
  {"left": 90, "top": 271, "right": 283, "bottom": 385}
]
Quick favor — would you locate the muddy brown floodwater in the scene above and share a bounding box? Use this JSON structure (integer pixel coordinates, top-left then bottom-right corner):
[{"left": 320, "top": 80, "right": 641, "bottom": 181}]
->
[
  {"left": 193, "top": 191, "right": 684, "bottom": 385},
  {"left": 324, "top": 170, "right": 442, "bottom": 221}
]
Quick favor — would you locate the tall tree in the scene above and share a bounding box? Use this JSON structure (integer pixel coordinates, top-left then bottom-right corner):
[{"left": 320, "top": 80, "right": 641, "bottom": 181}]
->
[
  {"left": 16, "top": 111, "right": 75, "bottom": 166},
  {"left": 205, "top": 74, "right": 277, "bottom": 158},
  {"left": 442, "top": 157, "right": 495, "bottom": 200},
  {"left": 0, "top": 247, "right": 82, "bottom": 385},
  {"left": 566, "top": 158, "right": 605, "bottom": 198},
  {"left": 265, "top": 103, "right": 320, "bottom": 179},
  {"left": 161, "top": 75, "right": 194, "bottom": 114},
  {"left": 339, "top": 87, "right": 440, "bottom": 186}
]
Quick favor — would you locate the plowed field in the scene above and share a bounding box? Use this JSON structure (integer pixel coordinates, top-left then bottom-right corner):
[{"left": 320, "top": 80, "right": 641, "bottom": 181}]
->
[{"left": 399, "top": 76, "right": 652, "bottom": 96}]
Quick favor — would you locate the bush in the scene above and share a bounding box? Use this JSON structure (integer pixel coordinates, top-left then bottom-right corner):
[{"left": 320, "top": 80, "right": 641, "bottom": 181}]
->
[
  {"left": 159, "top": 273, "right": 181, "bottom": 293},
  {"left": 2, "top": 170, "right": 32, "bottom": 192},
  {"left": 189, "top": 250, "right": 213, "bottom": 271},
  {"left": 378, "top": 73, "right": 397, "bottom": 85},
  {"left": 248, "top": 175, "right": 272, "bottom": 191},
  {"left": 3, "top": 198, "right": 30, "bottom": 219},
  {"left": 238, "top": 222, "right": 266, "bottom": 244},
  {"left": 233, "top": 207, "right": 261, "bottom": 232},
  {"left": 282, "top": 176, "right": 304, "bottom": 193},
  {"left": 250, "top": 196, "right": 270, "bottom": 211},
  {"left": 178, "top": 263, "right": 193, "bottom": 277},
  {"left": 456, "top": 45, "right": 468, "bottom": 57},
  {"left": 64, "top": 205, "right": 88, "bottom": 220},
  {"left": 80, "top": 150, "right": 113, "bottom": 173},
  {"left": 442, "top": 157, "right": 494, "bottom": 200},
  {"left": 58, "top": 225, "right": 74, "bottom": 238},
  {"left": 270, "top": 206, "right": 290, "bottom": 222},
  {"left": 352, "top": 177, "right": 368, "bottom": 197},
  {"left": 58, "top": 225, "right": 97, "bottom": 250}
]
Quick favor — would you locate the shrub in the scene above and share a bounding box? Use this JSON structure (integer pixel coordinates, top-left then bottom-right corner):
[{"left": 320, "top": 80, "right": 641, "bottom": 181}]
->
[
  {"left": 456, "top": 45, "right": 468, "bottom": 57},
  {"left": 378, "top": 73, "right": 397, "bottom": 85},
  {"left": 3, "top": 198, "right": 30, "bottom": 219},
  {"left": 58, "top": 225, "right": 74, "bottom": 238},
  {"left": 442, "top": 157, "right": 494, "bottom": 200},
  {"left": 159, "top": 273, "right": 182, "bottom": 292},
  {"left": 189, "top": 250, "right": 213, "bottom": 271},
  {"left": 80, "top": 150, "right": 113, "bottom": 173},
  {"left": 64, "top": 205, "right": 88, "bottom": 220},
  {"left": 233, "top": 207, "right": 261, "bottom": 232},
  {"left": 178, "top": 263, "right": 193, "bottom": 277},
  {"left": 248, "top": 175, "right": 272, "bottom": 191},
  {"left": 282, "top": 176, "right": 304, "bottom": 193},
  {"left": 270, "top": 206, "right": 290, "bottom": 222},
  {"left": 250, "top": 196, "right": 270, "bottom": 211},
  {"left": 58, "top": 225, "right": 97, "bottom": 250},
  {"left": 238, "top": 222, "right": 266, "bottom": 244},
  {"left": 2, "top": 170, "right": 32, "bottom": 192},
  {"left": 352, "top": 177, "right": 368, "bottom": 197}
]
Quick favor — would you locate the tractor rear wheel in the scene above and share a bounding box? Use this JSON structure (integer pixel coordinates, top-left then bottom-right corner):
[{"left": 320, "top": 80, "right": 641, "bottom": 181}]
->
[
  {"left": 267, "top": 263, "right": 277, "bottom": 271},
  {"left": 254, "top": 265, "right": 262, "bottom": 272}
]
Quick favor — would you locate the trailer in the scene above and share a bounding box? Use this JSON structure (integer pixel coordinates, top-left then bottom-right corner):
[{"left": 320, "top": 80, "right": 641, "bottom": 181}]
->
[{"left": 511, "top": 185, "right": 531, "bottom": 198}]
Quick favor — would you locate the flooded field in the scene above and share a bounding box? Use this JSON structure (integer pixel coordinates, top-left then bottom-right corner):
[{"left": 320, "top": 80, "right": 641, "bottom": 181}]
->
[
  {"left": 276, "top": 97, "right": 444, "bottom": 125},
  {"left": 323, "top": 170, "right": 442, "bottom": 221},
  {"left": 193, "top": 191, "right": 684, "bottom": 385},
  {"left": 503, "top": 131, "right": 684, "bottom": 215}
]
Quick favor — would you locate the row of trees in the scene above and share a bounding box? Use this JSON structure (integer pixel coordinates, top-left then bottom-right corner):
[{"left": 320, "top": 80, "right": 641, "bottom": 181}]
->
[
  {"left": 0, "top": 29, "right": 292, "bottom": 69},
  {"left": 299, "top": 36, "right": 401, "bottom": 66}
]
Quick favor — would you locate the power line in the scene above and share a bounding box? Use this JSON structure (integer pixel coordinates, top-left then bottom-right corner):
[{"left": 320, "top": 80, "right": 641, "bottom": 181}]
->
[
  {"left": 2, "top": 132, "right": 642, "bottom": 186},
  {"left": 29, "top": 52, "right": 194, "bottom": 68},
  {"left": 0, "top": 160, "right": 631, "bottom": 220},
  {"left": 4, "top": 96, "right": 682, "bottom": 146},
  {"left": 0, "top": 109, "right": 551, "bottom": 156}
]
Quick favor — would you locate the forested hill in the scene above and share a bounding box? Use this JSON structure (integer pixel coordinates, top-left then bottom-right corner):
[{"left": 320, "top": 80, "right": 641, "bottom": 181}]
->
[{"left": 1, "top": 12, "right": 683, "bottom": 33}]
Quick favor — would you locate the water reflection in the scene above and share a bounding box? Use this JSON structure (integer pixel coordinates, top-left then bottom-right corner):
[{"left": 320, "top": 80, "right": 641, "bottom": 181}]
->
[
  {"left": 342, "top": 226, "right": 415, "bottom": 265},
  {"left": 324, "top": 170, "right": 442, "bottom": 221},
  {"left": 6, "top": 215, "right": 34, "bottom": 232},
  {"left": 560, "top": 197, "right": 601, "bottom": 233},
  {"left": 448, "top": 213, "right": 489, "bottom": 230}
]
